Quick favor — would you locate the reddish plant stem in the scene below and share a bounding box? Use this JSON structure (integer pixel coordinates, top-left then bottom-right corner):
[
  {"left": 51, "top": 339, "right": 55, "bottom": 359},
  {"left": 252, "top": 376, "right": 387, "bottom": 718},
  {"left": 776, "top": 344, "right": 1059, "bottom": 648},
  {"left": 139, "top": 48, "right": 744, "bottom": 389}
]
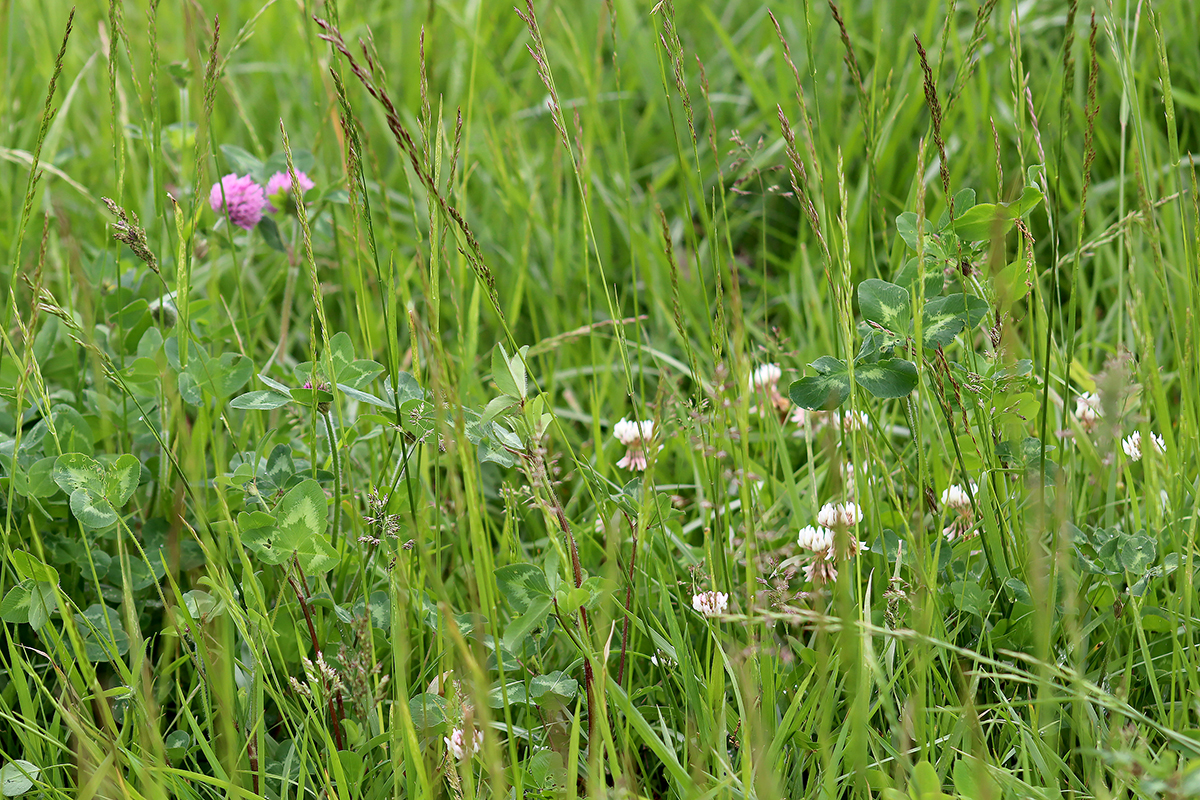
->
[{"left": 287, "top": 564, "right": 345, "bottom": 751}]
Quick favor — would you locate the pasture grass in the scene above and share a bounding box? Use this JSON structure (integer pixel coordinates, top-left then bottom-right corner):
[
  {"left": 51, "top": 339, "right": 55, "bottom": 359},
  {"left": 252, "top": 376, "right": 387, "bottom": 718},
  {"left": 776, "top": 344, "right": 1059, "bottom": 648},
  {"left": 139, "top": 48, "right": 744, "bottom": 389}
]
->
[{"left": 0, "top": 0, "right": 1198, "bottom": 797}]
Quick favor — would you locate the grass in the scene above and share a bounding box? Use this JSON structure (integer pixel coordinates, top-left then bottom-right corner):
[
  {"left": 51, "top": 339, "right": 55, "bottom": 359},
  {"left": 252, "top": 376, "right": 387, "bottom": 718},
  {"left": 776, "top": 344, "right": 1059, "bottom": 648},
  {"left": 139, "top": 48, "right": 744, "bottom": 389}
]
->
[{"left": 0, "top": 0, "right": 1198, "bottom": 797}]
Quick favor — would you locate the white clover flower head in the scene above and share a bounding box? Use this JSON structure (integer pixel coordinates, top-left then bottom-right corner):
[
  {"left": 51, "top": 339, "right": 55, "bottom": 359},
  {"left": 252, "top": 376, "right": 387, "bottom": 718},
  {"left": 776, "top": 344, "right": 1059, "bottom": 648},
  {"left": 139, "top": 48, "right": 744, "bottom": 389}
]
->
[
  {"left": 444, "top": 727, "right": 483, "bottom": 761},
  {"left": 842, "top": 461, "right": 876, "bottom": 496},
  {"left": 749, "top": 363, "right": 783, "bottom": 390},
  {"left": 817, "top": 501, "right": 863, "bottom": 530},
  {"left": 614, "top": 417, "right": 657, "bottom": 471},
  {"left": 1122, "top": 430, "right": 1163, "bottom": 462},
  {"left": 838, "top": 410, "right": 870, "bottom": 433},
  {"left": 691, "top": 591, "right": 729, "bottom": 618},
  {"left": 803, "top": 557, "right": 838, "bottom": 585},
  {"left": 1074, "top": 392, "right": 1102, "bottom": 431},
  {"left": 940, "top": 482, "right": 977, "bottom": 511},
  {"left": 749, "top": 363, "right": 791, "bottom": 416},
  {"left": 796, "top": 524, "right": 834, "bottom": 553}
]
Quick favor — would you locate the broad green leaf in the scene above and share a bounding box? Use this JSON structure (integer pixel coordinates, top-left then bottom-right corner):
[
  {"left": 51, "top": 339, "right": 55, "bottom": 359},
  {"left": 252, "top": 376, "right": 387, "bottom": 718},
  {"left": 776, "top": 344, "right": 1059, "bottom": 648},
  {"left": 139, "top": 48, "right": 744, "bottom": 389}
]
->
[
  {"left": 338, "top": 360, "right": 385, "bottom": 389},
  {"left": 273, "top": 479, "right": 338, "bottom": 573},
  {"left": 0, "top": 760, "right": 40, "bottom": 797},
  {"left": 327, "top": 332, "right": 355, "bottom": 382},
  {"left": 487, "top": 681, "right": 532, "bottom": 707},
  {"left": 0, "top": 583, "right": 35, "bottom": 624},
  {"left": 105, "top": 454, "right": 141, "bottom": 507},
  {"left": 52, "top": 453, "right": 104, "bottom": 495},
  {"left": 219, "top": 144, "right": 264, "bottom": 180},
  {"left": 258, "top": 216, "right": 285, "bottom": 252},
  {"left": 953, "top": 185, "right": 1043, "bottom": 242},
  {"left": 27, "top": 583, "right": 57, "bottom": 630},
  {"left": 212, "top": 353, "right": 253, "bottom": 396},
  {"left": 894, "top": 257, "right": 943, "bottom": 298},
  {"left": 501, "top": 596, "right": 552, "bottom": 651},
  {"left": 949, "top": 580, "right": 988, "bottom": 617},
  {"left": 492, "top": 343, "right": 521, "bottom": 399},
  {"left": 20, "top": 457, "right": 58, "bottom": 499},
  {"left": 257, "top": 373, "right": 293, "bottom": 395},
  {"left": 231, "top": 390, "right": 292, "bottom": 410},
  {"left": 789, "top": 356, "right": 851, "bottom": 410},
  {"left": 70, "top": 488, "right": 118, "bottom": 530},
  {"left": 177, "top": 371, "right": 203, "bottom": 405},
  {"left": 261, "top": 445, "right": 295, "bottom": 494},
  {"left": 408, "top": 693, "right": 448, "bottom": 730},
  {"left": 530, "top": 671, "right": 578, "bottom": 700},
  {"left": 921, "top": 294, "right": 988, "bottom": 348},
  {"left": 896, "top": 212, "right": 919, "bottom": 250},
  {"left": 854, "top": 358, "right": 918, "bottom": 399},
  {"left": 77, "top": 604, "right": 130, "bottom": 662},
  {"left": 9, "top": 552, "right": 58, "bottom": 584},
  {"left": 495, "top": 564, "right": 552, "bottom": 613},
  {"left": 385, "top": 372, "right": 424, "bottom": 405},
  {"left": 858, "top": 279, "right": 911, "bottom": 334},
  {"left": 1119, "top": 533, "right": 1156, "bottom": 575}
]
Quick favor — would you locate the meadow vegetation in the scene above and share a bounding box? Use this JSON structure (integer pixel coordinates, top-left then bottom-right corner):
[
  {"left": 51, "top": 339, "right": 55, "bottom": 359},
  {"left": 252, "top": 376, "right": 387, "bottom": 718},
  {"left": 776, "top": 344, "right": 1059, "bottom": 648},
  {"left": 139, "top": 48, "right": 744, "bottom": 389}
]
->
[{"left": 1, "top": 0, "right": 1198, "bottom": 797}]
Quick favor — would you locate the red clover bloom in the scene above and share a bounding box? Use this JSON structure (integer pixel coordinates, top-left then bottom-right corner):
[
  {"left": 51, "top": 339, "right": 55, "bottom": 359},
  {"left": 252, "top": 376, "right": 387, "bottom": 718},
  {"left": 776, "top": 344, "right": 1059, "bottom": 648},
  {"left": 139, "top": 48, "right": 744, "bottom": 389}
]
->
[{"left": 209, "top": 173, "right": 267, "bottom": 230}]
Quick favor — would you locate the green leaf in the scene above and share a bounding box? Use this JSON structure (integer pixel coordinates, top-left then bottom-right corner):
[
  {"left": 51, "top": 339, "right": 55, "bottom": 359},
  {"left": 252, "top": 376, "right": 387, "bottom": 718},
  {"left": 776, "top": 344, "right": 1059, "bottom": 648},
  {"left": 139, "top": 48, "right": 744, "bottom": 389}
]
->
[
  {"left": 894, "top": 257, "right": 943, "bottom": 298},
  {"left": 70, "top": 488, "right": 119, "bottom": 529},
  {"left": 921, "top": 294, "right": 988, "bottom": 348},
  {"left": 21, "top": 457, "right": 59, "bottom": 499},
  {"left": 231, "top": 390, "right": 292, "bottom": 410},
  {"left": 952, "top": 185, "right": 1043, "bottom": 242},
  {"left": 948, "top": 580, "right": 988, "bottom": 617},
  {"left": 212, "top": 353, "right": 254, "bottom": 396},
  {"left": 858, "top": 279, "right": 911, "bottom": 334},
  {"left": 0, "top": 583, "right": 34, "bottom": 625},
  {"left": 385, "top": 372, "right": 424, "bottom": 406},
  {"left": 896, "top": 212, "right": 919, "bottom": 250},
  {"left": 219, "top": 144, "right": 264, "bottom": 181},
  {"left": 76, "top": 604, "right": 130, "bottom": 662},
  {"left": 408, "top": 693, "right": 448, "bottom": 731},
  {"left": 9, "top": 552, "right": 58, "bottom": 584},
  {"left": 1119, "top": 533, "right": 1156, "bottom": 575},
  {"left": 0, "top": 760, "right": 40, "bottom": 797},
  {"left": 492, "top": 343, "right": 521, "bottom": 399},
  {"left": 52, "top": 453, "right": 104, "bottom": 495},
  {"left": 336, "top": 384, "right": 391, "bottom": 409},
  {"left": 495, "top": 564, "right": 552, "bottom": 613},
  {"left": 104, "top": 454, "right": 141, "bottom": 507},
  {"left": 854, "top": 358, "right": 918, "bottom": 399},
  {"left": 530, "top": 671, "right": 578, "bottom": 700},
  {"left": 788, "top": 356, "right": 851, "bottom": 410},
  {"left": 501, "top": 596, "right": 552, "bottom": 651},
  {"left": 258, "top": 216, "right": 285, "bottom": 251},
  {"left": 327, "top": 332, "right": 355, "bottom": 381},
  {"left": 272, "top": 479, "right": 337, "bottom": 572}
]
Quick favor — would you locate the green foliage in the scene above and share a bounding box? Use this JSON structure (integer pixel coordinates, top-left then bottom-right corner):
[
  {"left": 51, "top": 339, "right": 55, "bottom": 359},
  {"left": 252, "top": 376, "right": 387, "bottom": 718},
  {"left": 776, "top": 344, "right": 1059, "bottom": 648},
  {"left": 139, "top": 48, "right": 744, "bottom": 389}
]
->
[{"left": 0, "top": 0, "right": 1197, "bottom": 798}]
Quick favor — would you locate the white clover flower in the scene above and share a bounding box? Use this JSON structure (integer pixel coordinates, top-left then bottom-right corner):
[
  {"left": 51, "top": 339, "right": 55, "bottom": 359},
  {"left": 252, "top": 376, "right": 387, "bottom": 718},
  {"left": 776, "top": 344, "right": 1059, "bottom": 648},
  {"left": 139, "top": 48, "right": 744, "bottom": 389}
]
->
[
  {"left": 691, "top": 591, "right": 729, "bottom": 617},
  {"left": 940, "top": 482, "right": 977, "bottom": 511},
  {"left": 444, "top": 727, "right": 483, "bottom": 761},
  {"left": 1122, "top": 430, "right": 1165, "bottom": 462},
  {"left": 613, "top": 417, "right": 657, "bottom": 471},
  {"left": 749, "top": 363, "right": 783, "bottom": 390},
  {"left": 650, "top": 649, "right": 676, "bottom": 668},
  {"left": 1074, "top": 392, "right": 1102, "bottom": 432},
  {"left": 817, "top": 501, "right": 863, "bottom": 529},
  {"left": 790, "top": 406, "right": 829, "bottom": 435},
  {"left": 802, "top": 557, "right": 838, "bottom": 585},
  {"left": 842, "top": 461, "right": 876, "bottom": 496},
  {"left": 749, "top": 363, "right": 791, "bottom": 416},
  {"left": 838, "top": 410, "right": 870, "bottom": 433},
  {"left": 796, "top": 524, "right": 834, "bottom": 553}
]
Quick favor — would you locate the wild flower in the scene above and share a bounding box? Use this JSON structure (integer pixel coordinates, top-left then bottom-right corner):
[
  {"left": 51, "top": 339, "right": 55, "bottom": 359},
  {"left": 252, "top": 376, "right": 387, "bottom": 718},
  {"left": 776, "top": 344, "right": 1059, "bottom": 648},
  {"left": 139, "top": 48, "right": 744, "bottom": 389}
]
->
[
  {"left": 691, "top": 590, "right": 728, "bottom": 617},
  {"left": 749, "top": 363, "right": 791, "bottom": 416},
  {"left": 209, "top": 173, "right": 267, "bottom": 230},
  {"left": 940, "top": 481, "right": 978, "bottom": 541},
  {"left": 444, "top": 727, "right": 483, "bottom": 761},
  {"left": 1122, "top": 430, "right": 1165, "bottom": 462},
  {"left": 614, "top": 417, "right": 657, "bottom": 471},
  {"left": 266, "top": 169, "right": 316, "bottom": 212},
  {"left": 790, "top": 406, "right": 828, "bottom": 435},
  {"left": 1074, "top": 392, "right": 1102, "bottom": 432},
  {"left": 816, "top": 501, "right": 863, "bottom": 530},
  {"left": 841, "top": 461, "right": 875, "bottom": 496},
  {"left": 837, "top": 410, "right": 870, "bottom": 433}
]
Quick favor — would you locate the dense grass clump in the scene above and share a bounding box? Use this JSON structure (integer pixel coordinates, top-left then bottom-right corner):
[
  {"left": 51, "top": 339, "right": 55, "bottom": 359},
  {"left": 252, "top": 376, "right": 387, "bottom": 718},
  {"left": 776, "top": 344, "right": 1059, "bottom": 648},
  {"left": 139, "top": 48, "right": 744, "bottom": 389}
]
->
[{"left": 1, "top": 0, "right": 1198, "bottom": 797}]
